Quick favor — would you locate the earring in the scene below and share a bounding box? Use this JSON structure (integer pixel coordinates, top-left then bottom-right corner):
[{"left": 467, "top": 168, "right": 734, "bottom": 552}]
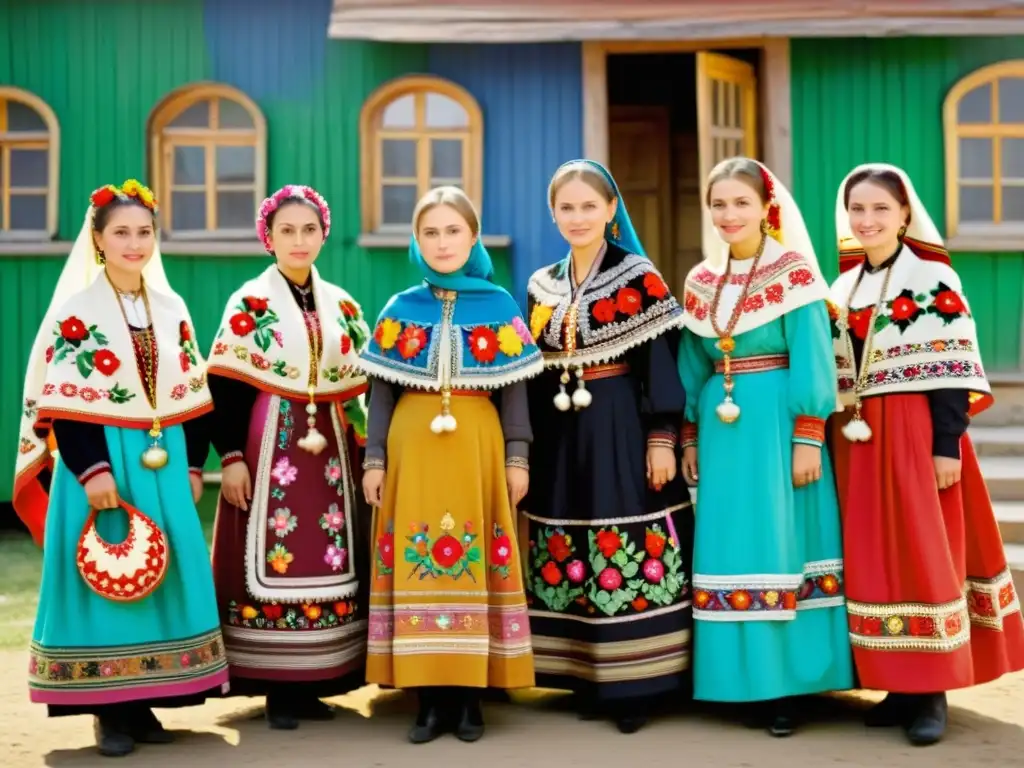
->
[
  {"left": 897, "top": 224, "right": 908, "bottom": 240},
  {"left": 95, "top": 249, "right": 106, "bottom": 265}
]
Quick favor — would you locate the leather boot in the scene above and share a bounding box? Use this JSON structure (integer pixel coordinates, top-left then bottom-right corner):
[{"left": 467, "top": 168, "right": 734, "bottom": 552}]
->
[
  {"left": 265, "top": 691, "right": 299, "bottom": 730},
  {"left": 94, "top": 713, "right": 135, "bottom": 758},
  {"left": 865, "top": 693, "right": 912, "bottom": 727},
  {"left": 768, "top": 697, "right": 796, "bottom": 738},
  {"left": 612, "top": 698, "right": 649, "bottom": 734},
  {"left": 454, "top": 689, "right": 485, "bottom": 742},
  {"left": 906, "top": 693, "right": 947, "bottom": 746},
  {"left": 408, "top": 687, "right": 445, "bottom": 744},
  {"left": 125, "top": 707, "right": 175, "bottom": 744}
]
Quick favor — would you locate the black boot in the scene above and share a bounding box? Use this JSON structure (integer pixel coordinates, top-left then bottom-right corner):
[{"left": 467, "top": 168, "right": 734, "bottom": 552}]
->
[
  {"left": 612, "top": 698, "right": 649, "bottom": 734},
  {"left": 865, "top": 693, "right": 912, "bottom": 728},
  {"left": 94, "top": 713, "right": 135, "bottom": 758},
  {"left": 408, "top": 687, "right": 445, "bottom": 744},
  {"left": 454, "top": 689, "right": 485, "bottom": 742},
  {"left": 124, "top": 707, "right": 175, "bottom": 744},
  {"left": 768, "top": 697, "right": 796, "bottom": 737},
  {"left": 906, "top": 693, "right": 947, "bottom": 746},
  {"left": 265, "top": 691, "right": 299, "bottom": 730}
]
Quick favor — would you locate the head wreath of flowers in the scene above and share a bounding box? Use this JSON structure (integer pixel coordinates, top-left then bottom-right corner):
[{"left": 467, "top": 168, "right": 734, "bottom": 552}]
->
[
  {"left": 90, "top": 179, "right": 158, "bottom": 214},
  {"left": 256, "top": 185, "right": 332, "bottom": 253},
  {"left": 759, "top": 165, "right": 782, "bottom": 240}
]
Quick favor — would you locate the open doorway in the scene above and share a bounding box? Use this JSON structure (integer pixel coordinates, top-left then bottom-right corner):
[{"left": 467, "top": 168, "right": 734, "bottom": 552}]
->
[{"left": 606, "top": 50, "right": 760, "bottom": 296}]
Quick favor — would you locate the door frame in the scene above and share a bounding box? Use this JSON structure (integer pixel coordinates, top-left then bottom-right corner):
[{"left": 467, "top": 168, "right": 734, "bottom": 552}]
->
[{"left": 581, "top": 38, "right": 793, "bottom": 187}]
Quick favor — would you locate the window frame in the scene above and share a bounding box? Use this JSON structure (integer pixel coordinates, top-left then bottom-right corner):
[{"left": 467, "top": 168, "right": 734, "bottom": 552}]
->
[
  {"left": 0, "top": 87, "right": 60, "bottom": 241},
  {"left": 943, "top": 59, "right": 1024, "bottom": 251},
  {"left": 359, "top": 75, "right": 483, "bottom": 234},
  {"left": 148, "top": 82, "right": 267, "bottom": 241}
]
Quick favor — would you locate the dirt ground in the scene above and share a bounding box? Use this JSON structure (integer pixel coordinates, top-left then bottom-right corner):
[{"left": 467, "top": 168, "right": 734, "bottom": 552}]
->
[{"left": 1, "top": 654, "right": 1021, "bottom": 768}]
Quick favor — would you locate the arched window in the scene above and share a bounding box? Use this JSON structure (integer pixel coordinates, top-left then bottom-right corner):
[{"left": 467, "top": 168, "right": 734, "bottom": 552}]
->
[
  {"left": 944, "top": 61, "right": 1024, "bottom": 243},
  {"left": 149, "top": 83, "right": 266, "bottom": 238},
  {"left": 0, "top": 87, "right": 59, "bottom": 238},
  {"left": 360, "top": 76, "right": 483, "bottom": 232}
]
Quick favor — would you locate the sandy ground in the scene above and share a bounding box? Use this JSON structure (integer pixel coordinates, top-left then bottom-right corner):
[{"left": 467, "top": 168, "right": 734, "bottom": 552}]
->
[{"left": 1, "top": 653, "right": 1022, "bottom": 768}]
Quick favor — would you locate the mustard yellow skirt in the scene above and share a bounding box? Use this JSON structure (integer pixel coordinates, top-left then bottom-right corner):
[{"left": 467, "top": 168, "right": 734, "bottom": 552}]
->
[{"left": 366, "top": 391, "right": 534, "bottom": 689}]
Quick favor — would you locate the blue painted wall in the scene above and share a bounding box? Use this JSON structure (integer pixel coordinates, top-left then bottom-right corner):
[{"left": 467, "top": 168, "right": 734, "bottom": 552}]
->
[{"left": 428, "top": 44, "right": 583, "bottom": 302}]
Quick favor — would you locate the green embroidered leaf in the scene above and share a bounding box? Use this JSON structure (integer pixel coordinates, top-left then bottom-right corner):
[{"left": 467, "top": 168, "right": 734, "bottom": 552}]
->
[
  {"left": 633, "top": 551, "right": 645, "bottom": 563},
  {"left": 625, "top": 540, "right": 636, "bottom": 556},
  {"left": 272, "top": 360, "right": 288, "bottom": 377},
  {"left": 594, "top": 590, "right": 611, "bottom": 605},
  {"left": 873, "top": 314, "right": 890, "bottom": 332},
  {"left": 54, "top": 337, "right": 65, "bottom": 351},
  {"left": 76, "top": 350, "right": 95, "bottom": 378},
  {"left": 621, "top": 561, "right": 639, "bottom": 578},
  {"left": 611, "top": 550, "right": 629, "bottom": 568},
  {"left": 628, "top": 578, "right": 645, "bottom": 590},
  {"left": 915, "top": 293, "right": 927, "bottom": 302},
  {"left": 466, "top": 546, "right": 481, "bottom": 563},
  {"left": 253, "top": 328, "right": 273, "bottom": 353},
  {"left": 403, "top": 546, "right": 420, "bottom": 563},
  {"left": 93, "top": 331, "right": 108, "bottom": 345},
  {"left": 592, "top": 553, "right": 608, "bottom": 573}
]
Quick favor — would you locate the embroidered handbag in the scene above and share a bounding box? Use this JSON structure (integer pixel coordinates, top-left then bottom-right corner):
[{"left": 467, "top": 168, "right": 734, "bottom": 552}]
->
[{"left": 76, "top": 501, "right": 170, "bottom": 602}]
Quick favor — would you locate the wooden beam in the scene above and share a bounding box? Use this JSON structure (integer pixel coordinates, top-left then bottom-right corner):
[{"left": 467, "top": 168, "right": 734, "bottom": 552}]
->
[
  {"left": 760, "top": 39, "right": 792, "bottom": 188},
  {"left": 581, "top": 42, "right": 607, "bottom": 166}
]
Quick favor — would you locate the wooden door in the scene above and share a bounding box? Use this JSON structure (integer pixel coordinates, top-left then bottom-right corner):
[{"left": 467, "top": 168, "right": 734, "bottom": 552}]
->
[{"left": 608, "top": 105, "right": 674, "bottom": 285}]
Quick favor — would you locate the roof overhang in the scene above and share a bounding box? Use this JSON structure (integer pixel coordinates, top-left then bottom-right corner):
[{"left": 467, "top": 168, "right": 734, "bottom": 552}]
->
[{"left": 328, "top": 1, "right": 1024, "bottom": 42}]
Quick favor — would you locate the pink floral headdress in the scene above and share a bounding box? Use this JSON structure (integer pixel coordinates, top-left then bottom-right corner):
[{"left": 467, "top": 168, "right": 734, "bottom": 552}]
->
[{"left": 256, "top": 185, "right": 332, "bottom": 253}]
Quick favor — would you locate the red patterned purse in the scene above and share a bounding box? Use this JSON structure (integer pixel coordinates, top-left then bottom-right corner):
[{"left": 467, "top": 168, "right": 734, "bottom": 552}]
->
[{"left": 76, "top": 501, "right": 169, "bottom": 602}]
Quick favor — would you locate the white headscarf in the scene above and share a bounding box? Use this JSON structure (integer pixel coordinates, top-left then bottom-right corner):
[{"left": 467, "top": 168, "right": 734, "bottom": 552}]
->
[{"left": 701, "top": 157, "right": 824, "bottom": 281}]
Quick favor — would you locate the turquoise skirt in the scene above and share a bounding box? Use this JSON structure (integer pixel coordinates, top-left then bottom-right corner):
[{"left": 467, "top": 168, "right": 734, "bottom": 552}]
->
[{"left": 28, "top": 424, "right": 229, "bottom": 705}]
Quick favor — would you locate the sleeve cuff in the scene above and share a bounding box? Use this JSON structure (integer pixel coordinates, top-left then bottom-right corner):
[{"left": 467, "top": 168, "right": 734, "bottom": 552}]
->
[
  {"left": 505, "top": 456, "right": 529, "bottom": 472},
  {"left": 78, "top": 462, "right": 111, "bottom": 485},
  {"left": 793, "top": 415, "right": 826, "bottom": 446},
  {"left": 188, "top": 467, "right": 204, "bottom": 477},
  {"left": 933, "top": 432, "right": 963, "bottom": 460},
  {"left": 681, "top": 420, "right": 698, "bottom": 449},
  {"left": 362, "top": 457, "right": 386, "bottom": 471},
  {"left": 647, "top": 430, "right": 677, "bottom": 450},
  {"left": 220, "top": 451, "right": 245, "bottom": 468}
]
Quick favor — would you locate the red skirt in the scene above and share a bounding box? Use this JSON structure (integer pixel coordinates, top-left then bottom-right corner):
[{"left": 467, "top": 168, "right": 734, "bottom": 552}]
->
[{"left": 830, "top": 393, "right": 1024, "bottom": 692}]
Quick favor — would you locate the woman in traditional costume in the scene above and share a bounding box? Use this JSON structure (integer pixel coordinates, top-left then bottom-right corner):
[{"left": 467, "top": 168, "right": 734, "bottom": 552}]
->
[
  {"left": 206, "top": 185, "right": 371, "bottom": 730},
  {"left": 829, "top": 163, "right": 1024, "bottom": 746},
  {"left": 678, "top": 158, "right": 852, "bottom": 736},
  {"left": 12, "top": 180, "right": 227, "bottom": 758},
  {"left": 522, "top": 159, "right": 693, "bottom": 734},
  {"left": 359, "top": 186, "right": 541, "bottom": 744}
]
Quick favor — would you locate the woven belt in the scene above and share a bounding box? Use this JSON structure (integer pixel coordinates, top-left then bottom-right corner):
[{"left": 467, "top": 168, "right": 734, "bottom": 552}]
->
[
  {"left": 713, "top": 354, "right": 789, "bottom": 375},
  {"left": 581, "top": 363, "right": 630, "bottom": 381}
]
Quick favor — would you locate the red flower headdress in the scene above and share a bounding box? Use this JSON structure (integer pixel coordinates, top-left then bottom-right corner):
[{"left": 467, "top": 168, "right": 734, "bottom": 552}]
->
[
  {"left": 759, "top": 165, "right": 782, "bottom": 240},
  {"left": 256, "top": 185, "right": 332, "bottom": 253},
  {"left": 90, "top": 179, "right": 158, "bottom": 214}
]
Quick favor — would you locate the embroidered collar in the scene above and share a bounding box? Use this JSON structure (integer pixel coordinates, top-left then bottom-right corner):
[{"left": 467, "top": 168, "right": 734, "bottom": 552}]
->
[{"left": 526, "top": 242, "right": 683, "bottom": 368}]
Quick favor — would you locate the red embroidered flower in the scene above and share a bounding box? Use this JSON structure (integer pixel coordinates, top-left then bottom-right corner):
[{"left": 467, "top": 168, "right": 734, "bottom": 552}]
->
[
  {"left": 378, "top": 532, "right": 394, "bottom": 569},
  {"left": 171, "top": 384, "right": 188, "bottom": 400},
  {"left": 727, "top": 590, "right": 752, "bottom": 610},
  {"left": 243, "top": 296, "right": 269, "bottom": 314},
  {"left": 565, "top": 559, "right": 586, "bottom": 583},
  {"left": 694, "top": 305, "right": 708, "bottom": 321},
  {"left": 229, "top": 312, "right": 256, "bottom": 336},
  {"left": 944, "top": 613, "right": 963, "bottom": 636},
  {"left": 595, "top": 529, "right": 621, "bottom": 558},
  {"left": 598, "top": 567, "right": 623, "bottom": 591},
  {"left": 540, "top": 561, "right": 562, "bottom": 586},
  {"left": 546, "top": 533, "right": 572, "bottom": 563},
  {"left": 262, "top": 604, "right": 282, "bottom": 620},
  {"left": 684, "top": 291, "right": 698, "bottom": 312},
  {"left": 467, "top": 326, "right": 498, "bottom": 363},
  {"left": 909, "top": 616, "right": 936, "bottom": 637},
  {"left": 250, "top": 352, "right": 271, "bottom": 370},
  {"left": 42, "top": 383, "right": 55, "bottom": 396},
  {"left": 934, "top": 289, "right": 965, "bottom": 315},
  {"left": 431, "top": 534, "right": 464, "bottom": 569},
  {"left": 788, "top": 268, "right": 813, "bottom": 286},
  {"left": 178, "top": 320, "right": 192, "bottom": 343},
  {"left": 91, "top": 187, "right": 116, "bottom": 207},
  {"left": 60, "top": 382, "right": 78, "bottom": 397},
  {"left": 969, "top": 591, "right": 996, "bottom": 617},
  {"left": 847, "top": 308, "right": 872, "bottom": 340},
  {"left": 616, "top": 287, "right": 643, "bottom": 316},
  {"left": 59, "top": 316, "right": 88, "bottom": 342},
  {"left": 817, "top": 574, "right": 841, "bottom": 595},
  {"left": 782, "top": 591, "right": 797, "bottom": 610},
  {"left": 340, "top": 300, "right": 359, "bottom": 318},
  {"left": 592, "top": 298, "right": 618, "bottom": 324},
  {"left": 643, "top": 272, "right": 669, "bottom": 299},
  {"left": 742, "top": 294, "right": 765, "bottom": 313},
  {"left": 45, "top": 346, "right": 54, "bottom": 363},
  {"left": 79, "top": 387, "right": 100, "bottom": 402},
  {"left": 860, "top": 616, "right": 883, "bottom": 636},
  {"left": 631, "top": 597, "right": 649, "bottom": 612},
  {"left": 93, "top": 349, "right": 121, "bottom": 377},
  {"left": 340, "top": 334, "right": 352, "bottom": 355},
  {"left": 179, "top": 350, "right": 191, "bottom": 373},
  {"left": 397, "top": 324, "right": 428, "bottom": 360},
  {"left": 890, "top": 295, "right": 918, "bottom": 321},
  {"left": 491, "top": 533, "right": 512, "bottom": 566},
  {"left": 765, "top": 283, "right": 784, "bottom": 304},
  {"left": 642, "top": 559, "right": 664, "bottom": 583},
  {"left": 645, "top": 531, "right": 666, "bottom": 558}
]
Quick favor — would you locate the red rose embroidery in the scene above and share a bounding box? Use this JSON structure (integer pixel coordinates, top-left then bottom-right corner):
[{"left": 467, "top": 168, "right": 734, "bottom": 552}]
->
[
  {"left": 262, "top": 604, "right": 282, "bottom": 620},
  {"left": 909, "top": 616, "right": 936, "bottom": 637},
  {"left": 179, "top": 350, "right": 191, "bottom": 373},
  {"left": 340, "top": 334, "right": 352, "bottom": 355},
  {"left": 340, "top": 300, "right": 358, "bottom": 318},
  {"left": 540, "top": 561, "right": 562, "bottom": 586},
  {"left": 467, "top": 326, "right": 498, "bottom": 364},
  {"left": 934, "top": 290, "right": 965, "bottom": 315},
  {"left": 431, "top": 534, "right": 464, "bottom": 569},
  {"left": 59, "top": 383, "right": 78, "bottom": 397},
  {"left": 377, "top": 532, "right": 394, "bottom": 569},
  {"left": 616, "top": 287, "right": 643, "bottom": 316},
  {"left": 684, "top": 291, "right": 699, "bottom": 312},
  {"left": 788, "top": 268, "right": 813, "bottom": 286},
  {"left": 242, "top": 296, "right": 269, "bottom": 313},
  {"left": 643, "top": 272, "right": 669, "bottom": 299},
  {"left": 742, "top": 294, "right": 765, "bottom": 313},
  {"left": 765, "top": 283, "right": 784, "bottom": 304},
  {"left": 890, "top": 295, "right": 918, "bottom": 322},
  {"left": 847, "top": 308, "right": 872, "bottom": 340},
  {"left": 595, "top": 529, "right": 621, "bottom": 558},
  {"left": 598, "top": 567, "right": 623, "bottom": 591},
  {"left": 229, "top": 312, "right": 256, "bottom": 336},
  {"left": 546, "top": 533, "right": 572, "bottom": 563},
  {"left": 171, "top": 384, "right": 188, "bottom": 400},
  {"left": 491, "top": 534, "right": 512, "bottom": 566},
  {"left": 93, "top": 349, "right": 121, "bottom": 377},
  {"left": 645, "top": 531, "right": 666, "bottom": 558},
  {"left": 178, "top": 320, "right": 192, "bottom": 343},
  {"left": 397, "top": 324, "right": 428, "bottom": 360},
  {"left": 592, "top": 298, "right": 618, "bottom": 324},
  {"left": 60, "top": 316, "right": 88, "bottom": 342},
  {"left": 728, "top": 590, "right": 752, "bottom": 610},
  {"left": 79, "top": 387, "right": 100, "bottom": 402}
]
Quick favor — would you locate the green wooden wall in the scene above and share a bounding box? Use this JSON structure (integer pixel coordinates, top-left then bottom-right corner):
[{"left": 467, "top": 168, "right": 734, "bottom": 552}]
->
[
  {"left": 0, "top": 0, "right": 511, "bottom": 501},
  {"left": 791, "top": 36, "right": 1024, "bottom": 372}
]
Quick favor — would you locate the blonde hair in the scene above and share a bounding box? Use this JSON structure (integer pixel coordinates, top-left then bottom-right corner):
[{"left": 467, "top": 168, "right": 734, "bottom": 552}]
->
[
  {"left": 412, "top": 186, "right": 480, "bottom": 236},
  {"left": 705, "top": 157, "right": 769, "bottom": 206},
  {"left": 547, "top": 161, "right": 616, "bottom": 208}
]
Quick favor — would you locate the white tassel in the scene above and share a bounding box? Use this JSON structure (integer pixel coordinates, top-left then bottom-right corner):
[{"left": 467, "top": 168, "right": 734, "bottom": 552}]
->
[
  {"left": 716, "top": 398, "right": 740, "bottom": 423},
  {"left": 842, "top": 417, "right": 873, "bottom": 442},
  {"left": 571, "top": 384, "right": 592, "bottom": 409}
]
